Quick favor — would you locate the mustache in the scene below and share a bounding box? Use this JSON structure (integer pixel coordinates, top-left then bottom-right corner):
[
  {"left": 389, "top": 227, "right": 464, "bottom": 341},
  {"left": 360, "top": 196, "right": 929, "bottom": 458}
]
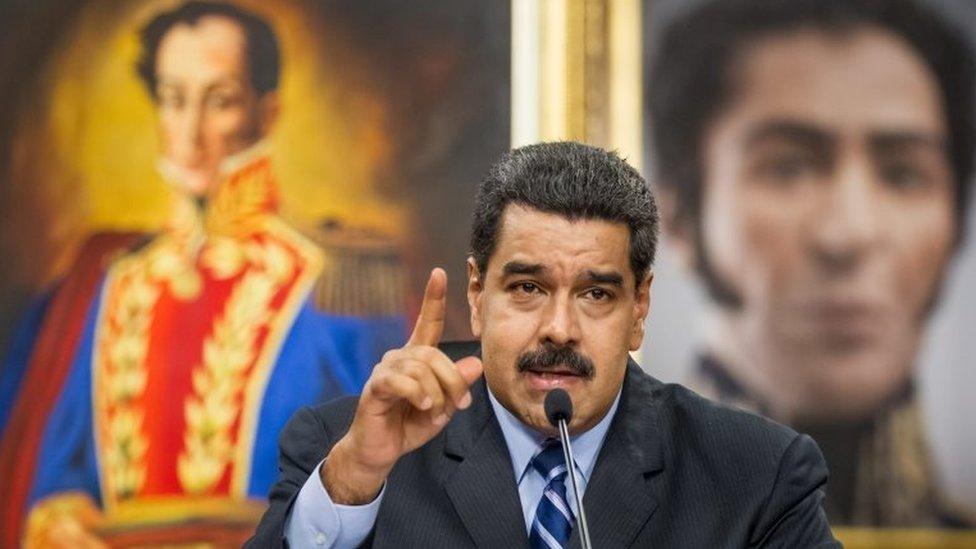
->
[{"left": 516, "top": 344, "right": 595, "bottom": 379}]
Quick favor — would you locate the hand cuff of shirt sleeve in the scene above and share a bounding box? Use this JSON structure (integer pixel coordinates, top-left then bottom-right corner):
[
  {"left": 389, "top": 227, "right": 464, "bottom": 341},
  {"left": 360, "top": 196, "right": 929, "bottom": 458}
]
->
[{"left": 285, "top": 458, "right": 385, "bottom": 548}]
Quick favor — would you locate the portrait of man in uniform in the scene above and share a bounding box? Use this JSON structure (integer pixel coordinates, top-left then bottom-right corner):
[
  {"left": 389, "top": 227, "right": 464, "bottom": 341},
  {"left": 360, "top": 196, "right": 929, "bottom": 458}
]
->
[{"left": 0, "top": 2, "right": 404, "bottom": 545}]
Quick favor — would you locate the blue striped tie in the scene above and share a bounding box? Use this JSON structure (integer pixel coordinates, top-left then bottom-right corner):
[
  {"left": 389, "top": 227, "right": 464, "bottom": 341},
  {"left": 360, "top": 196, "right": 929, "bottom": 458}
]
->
[{"left": 529, "top": 439, "right": 576, "bottom": 549}]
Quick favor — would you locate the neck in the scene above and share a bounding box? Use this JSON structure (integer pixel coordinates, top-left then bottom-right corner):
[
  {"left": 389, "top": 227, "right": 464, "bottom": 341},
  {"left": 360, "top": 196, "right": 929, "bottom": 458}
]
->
[
  {"left": 162, "top": 144, "right": 279, "bottom": 244},
  {"left": 157, "top": 140, "right": 272, "bottom": 201}
]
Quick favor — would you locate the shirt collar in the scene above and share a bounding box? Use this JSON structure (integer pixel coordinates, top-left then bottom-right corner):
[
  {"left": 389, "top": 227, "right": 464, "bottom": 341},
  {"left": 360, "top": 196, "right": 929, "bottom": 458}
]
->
[{"left": 487, "top": 384, "right": 621, "bottom": 485}]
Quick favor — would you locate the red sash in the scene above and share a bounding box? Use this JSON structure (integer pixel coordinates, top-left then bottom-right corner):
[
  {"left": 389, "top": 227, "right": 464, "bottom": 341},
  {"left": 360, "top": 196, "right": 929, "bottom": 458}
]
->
[{"left": 0, "top": 232, "right": 143, "bottom": 548}]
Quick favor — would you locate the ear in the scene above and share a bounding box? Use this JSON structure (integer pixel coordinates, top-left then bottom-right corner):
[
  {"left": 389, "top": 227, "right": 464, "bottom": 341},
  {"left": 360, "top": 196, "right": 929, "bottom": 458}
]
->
[
  {"left": 657, "top": 184, "right": 697, "bottom": 273},
  {"left": 257, "top": 91, "right": 280, "bottom": 137},
  {"left": 629, "top": 271, "right": 653, "bottom": 351},
  {"left": 466, "top": 257, "right": 484, "bottom": 338}
]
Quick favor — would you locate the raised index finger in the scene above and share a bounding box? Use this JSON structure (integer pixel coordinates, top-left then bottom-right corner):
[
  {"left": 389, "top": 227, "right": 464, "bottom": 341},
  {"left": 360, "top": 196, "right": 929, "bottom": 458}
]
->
[{"left": 408, "top": 267, "right": 447, "bottom": 347}]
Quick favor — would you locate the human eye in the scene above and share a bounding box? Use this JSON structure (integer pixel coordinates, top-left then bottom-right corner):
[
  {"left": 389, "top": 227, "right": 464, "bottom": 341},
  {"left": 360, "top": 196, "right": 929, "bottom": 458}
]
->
[
  {"left": 206, "top": 93, "right": 236, "bottom": 110},
  {"left": 509, "top": 281, "right": 541, "bottom": 296},
  {"left": 157, "top": 89, "right": 184, "bottom": 109},
  {"left": 583, "top": 287, "right": 614, "bottom": 302},
  {"left": 748, "top": 137, "right": 830, "bottom": 188},
  {"left": 506, "top": 280, "right": 546, "bottom": 305},
  {"left": 757, "top": 152, "right": 822, "bottom": 185},
  {"left": 880, "top": 160, "right": 931, "bottom": 191}
]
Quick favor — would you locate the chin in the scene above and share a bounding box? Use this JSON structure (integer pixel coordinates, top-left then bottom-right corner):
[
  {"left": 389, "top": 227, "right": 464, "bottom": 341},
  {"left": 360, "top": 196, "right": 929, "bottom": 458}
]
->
[
  {"left": 162, "top": 160, "right": 217, "bottom": 196},
  {"left": 793, "top": 356, "right": 913, "bottom": 422},
  {"left": 182, "top": 173, "right": 216, "bottom": 196}
]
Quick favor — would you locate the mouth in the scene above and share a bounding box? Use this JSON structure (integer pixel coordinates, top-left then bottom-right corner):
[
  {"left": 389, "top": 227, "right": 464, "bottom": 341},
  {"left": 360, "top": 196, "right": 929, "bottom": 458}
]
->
[
  {"left": 805, "top": 301, "right": 884, "bottom": 324},
  {"left": 790, "top": 300, "right": 890, "bottom": 348},
  {"left": 523, "top": 367, "right": 586, "bottom": 391}
]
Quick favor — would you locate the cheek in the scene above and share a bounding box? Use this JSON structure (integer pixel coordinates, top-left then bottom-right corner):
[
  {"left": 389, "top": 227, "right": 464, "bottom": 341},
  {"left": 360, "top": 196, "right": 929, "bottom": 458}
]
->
[
  {"left": 890, "top": 201, "right": 954, "bottom": 314},
  {"left": 573, "top": 336, "right": 628, "bottom": 427},
  {"left": 479, "top": 297, "right": 534, "bottom": 384},
  {"left": 481, "top": 296, "right": 537, "bottom": 355},
  {"left": 202, "top": 110, "right": 255, "bottom": 150},
  {"left": 703, "top": 178, "right": 804, "bottom": 303},
  {"left": 579, "top": 316, "right": 631, "bottom": 383},
  {"left": 157, "top": 112, "right": 181, "bottom": 152},
  {"left": 702, "top": 136, "right": 752, "bottom": 286},
  {"left": 583, "top": 311, "right": 632, "bottom": 354},
  {"left": 479, "top": 303, "right": 543, "bottom": 420}
]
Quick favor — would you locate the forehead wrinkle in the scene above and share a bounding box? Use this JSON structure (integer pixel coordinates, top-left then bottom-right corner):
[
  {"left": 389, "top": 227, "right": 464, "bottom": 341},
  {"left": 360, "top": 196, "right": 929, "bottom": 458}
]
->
[{"left": 491, "top": 205, "right": 632, "bottom": 280}]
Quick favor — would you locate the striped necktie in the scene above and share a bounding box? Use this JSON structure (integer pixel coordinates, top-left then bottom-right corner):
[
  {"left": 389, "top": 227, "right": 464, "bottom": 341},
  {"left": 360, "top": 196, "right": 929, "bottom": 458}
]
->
[{"left": 529, "top": 439, "right": 576, "bottom": 549}]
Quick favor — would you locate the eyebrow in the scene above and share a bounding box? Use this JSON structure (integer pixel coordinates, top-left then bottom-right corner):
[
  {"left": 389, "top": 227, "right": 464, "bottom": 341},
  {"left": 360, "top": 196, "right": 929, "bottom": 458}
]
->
[
  {"left": 156, "top": 76, "right": 245, "bottom": 91},
  {"left": 742, "top": 120, "right": 834, "bottom": 150},
  {"left": 579, "top": 269, "right": 624, "bottom": 287},
  {"left": 870, "top": 131, "right": 947, "bottom": 154},
  {"left": 501, "top": 261, "right": 545, "bottom": 277},
  {"left": 500, "top": 262, "right": 624, "bottom": 287},
  {"left": 743, "top": 119, "right": 948, "bottom": 155}
]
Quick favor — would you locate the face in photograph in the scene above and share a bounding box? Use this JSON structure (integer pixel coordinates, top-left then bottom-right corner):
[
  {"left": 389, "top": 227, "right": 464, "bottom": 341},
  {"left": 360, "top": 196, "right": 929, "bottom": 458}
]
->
[
  {"left": 685, "top": 28, "right": 955, "bottom": 420},
  {"left": 469, "top": 205, "right": 651, "bottom": 434}
]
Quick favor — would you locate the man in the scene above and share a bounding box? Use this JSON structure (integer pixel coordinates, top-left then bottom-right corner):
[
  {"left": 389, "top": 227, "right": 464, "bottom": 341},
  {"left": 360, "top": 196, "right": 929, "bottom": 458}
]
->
[
  {"left": 1, "top": 2, "right": 401, "bottom": 546},
  {"left": 249, "top": 142, "right": 839, "bottom": 547},
  {"left": 648, "top": 0, "right": 975, "bottom": 526}
]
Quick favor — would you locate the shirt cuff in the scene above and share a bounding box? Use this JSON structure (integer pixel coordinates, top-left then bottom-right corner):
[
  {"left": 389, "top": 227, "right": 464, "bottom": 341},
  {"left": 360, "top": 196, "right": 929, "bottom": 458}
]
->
[{"left": 285, "top": 458, "right": 384, "bottom": 548}]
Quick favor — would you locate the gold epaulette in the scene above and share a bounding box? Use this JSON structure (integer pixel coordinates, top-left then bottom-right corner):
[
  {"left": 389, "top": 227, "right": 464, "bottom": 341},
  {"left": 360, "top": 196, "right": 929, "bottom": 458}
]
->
[{"left": 306, "top": 219, "right": 406, "bottom": 317}]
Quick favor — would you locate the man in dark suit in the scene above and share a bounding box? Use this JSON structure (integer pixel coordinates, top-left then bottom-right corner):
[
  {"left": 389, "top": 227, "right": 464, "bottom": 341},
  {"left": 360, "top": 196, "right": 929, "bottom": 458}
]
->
[{"left": 249, "top": 142, "right": 839, "bottom": 547}]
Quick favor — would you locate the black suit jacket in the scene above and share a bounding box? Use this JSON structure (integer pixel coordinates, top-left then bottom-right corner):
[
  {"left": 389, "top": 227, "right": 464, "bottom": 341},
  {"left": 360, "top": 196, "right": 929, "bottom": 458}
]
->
[{"left": 249, "top": 342, "right": 839, "bottom": 548}]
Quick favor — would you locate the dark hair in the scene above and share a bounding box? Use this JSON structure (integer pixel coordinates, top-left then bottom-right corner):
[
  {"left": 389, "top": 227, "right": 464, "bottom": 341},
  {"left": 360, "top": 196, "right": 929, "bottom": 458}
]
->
[
  {"left": 136, "top": 1, "right": 280, "bottom": 99},
  {"left": 649, "top": 0, "right": 976, "bottom": 241},
  {"left": 471, "top": 141, "right": 659, "bottom": 284}
]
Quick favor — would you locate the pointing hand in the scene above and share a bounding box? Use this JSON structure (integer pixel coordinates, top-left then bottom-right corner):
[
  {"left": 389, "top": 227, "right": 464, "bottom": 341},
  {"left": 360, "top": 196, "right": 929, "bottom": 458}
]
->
[{"left": 323, "top": 268, "right": 483, "bottom": 504}]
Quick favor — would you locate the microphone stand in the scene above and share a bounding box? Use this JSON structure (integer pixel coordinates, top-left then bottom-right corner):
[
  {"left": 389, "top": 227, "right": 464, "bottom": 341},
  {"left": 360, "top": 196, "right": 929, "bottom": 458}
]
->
[{"left": 555, "top": 417, "right": 593, "bottom": 549}]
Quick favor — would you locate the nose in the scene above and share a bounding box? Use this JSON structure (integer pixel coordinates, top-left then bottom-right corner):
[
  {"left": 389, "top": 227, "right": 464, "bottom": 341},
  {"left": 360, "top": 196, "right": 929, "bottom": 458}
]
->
[
  {"left": 538, "top": 292, "right": 582, "bottom": 347},
  {"left": 807, "top": 157, "right": 883, "bottom": 271},
  {"left": 171, "top": 102, "right": 205, "bottom": 165}
]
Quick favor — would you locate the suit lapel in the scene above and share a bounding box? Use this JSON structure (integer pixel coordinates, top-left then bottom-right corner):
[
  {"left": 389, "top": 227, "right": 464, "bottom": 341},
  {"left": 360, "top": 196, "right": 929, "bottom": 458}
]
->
[
  {"left": 443, "top": 378, "right": 528, "bottom": 548},
  {"left": 438, "top": 357, "right": 665, "bottom": 548},
  {"left": 568, "top": 362, "right": 665, "bottom": 548}
]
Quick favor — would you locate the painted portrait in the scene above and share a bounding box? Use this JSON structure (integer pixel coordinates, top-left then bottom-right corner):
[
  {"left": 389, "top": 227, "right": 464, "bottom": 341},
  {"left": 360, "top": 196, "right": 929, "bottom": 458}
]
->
[
  {"left": 0, "top": 0, "right": 508, "bottom": 545},
  {"left": 643, "top": 0, "right": 976, "bottom": 532}
]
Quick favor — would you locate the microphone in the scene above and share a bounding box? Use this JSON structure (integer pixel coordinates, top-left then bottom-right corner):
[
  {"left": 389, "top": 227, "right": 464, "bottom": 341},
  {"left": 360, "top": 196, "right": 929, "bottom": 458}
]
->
[{"left": 544, "top": 389, "right": 593, "bottom": 549}]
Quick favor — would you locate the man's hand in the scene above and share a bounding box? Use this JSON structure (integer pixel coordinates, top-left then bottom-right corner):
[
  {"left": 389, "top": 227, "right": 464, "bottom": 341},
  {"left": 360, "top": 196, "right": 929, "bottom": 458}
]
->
[{"left": 323, "top": 268, "right": 483, "bottom": 504}]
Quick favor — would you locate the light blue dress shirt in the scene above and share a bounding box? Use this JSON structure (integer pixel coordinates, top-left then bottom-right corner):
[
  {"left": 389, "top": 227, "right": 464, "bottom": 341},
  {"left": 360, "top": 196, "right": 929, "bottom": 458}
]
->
[
  {"left": 489, "top": 387, "right": 621, "bottom": 534},
  {"left": 285, "top": 386, "right": 622, "bottom": 548}
]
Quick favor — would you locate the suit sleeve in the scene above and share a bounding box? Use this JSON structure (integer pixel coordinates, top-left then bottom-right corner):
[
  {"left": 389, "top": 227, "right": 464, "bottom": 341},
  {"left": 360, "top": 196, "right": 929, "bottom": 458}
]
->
[
  {"left": 750, "top": 433, "right": 841, "bottom": 548},
  {"left": 247, "top": 406, "right": 341, "bottom": 548}
]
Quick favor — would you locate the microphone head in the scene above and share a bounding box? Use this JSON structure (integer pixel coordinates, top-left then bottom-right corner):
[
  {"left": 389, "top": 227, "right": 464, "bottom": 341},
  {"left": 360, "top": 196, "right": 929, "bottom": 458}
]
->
[{"left": 544, "top": 389, "right": 573, "bottom": 426}]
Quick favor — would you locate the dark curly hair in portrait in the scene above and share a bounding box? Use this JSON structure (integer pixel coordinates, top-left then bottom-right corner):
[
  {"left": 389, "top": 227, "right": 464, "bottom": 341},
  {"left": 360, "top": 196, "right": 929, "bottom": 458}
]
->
[{"left": 136, "top": 1, "right": 281, "bottom": 99}]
